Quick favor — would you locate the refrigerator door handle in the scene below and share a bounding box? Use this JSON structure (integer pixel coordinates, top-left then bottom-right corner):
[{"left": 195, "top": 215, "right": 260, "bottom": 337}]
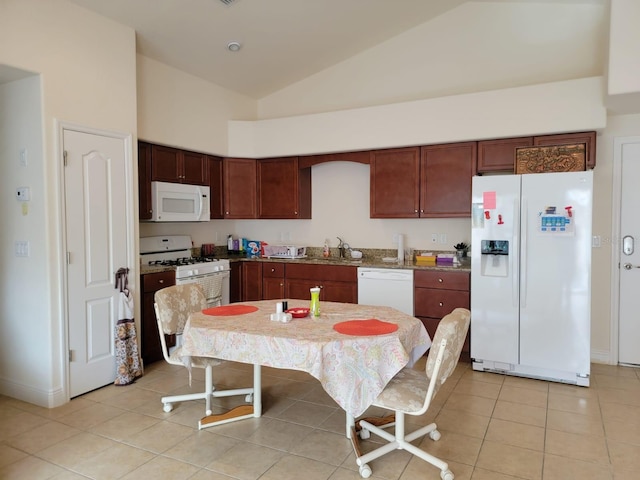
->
[
  {"left": 521, "top": 198, "right": 528, "bottom": 307},
  {"left": 512, "top": 199, "right": 519, "bottom": 308}
]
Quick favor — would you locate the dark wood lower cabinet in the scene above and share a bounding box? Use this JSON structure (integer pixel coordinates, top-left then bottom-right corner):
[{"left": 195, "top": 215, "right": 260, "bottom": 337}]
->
[
  {"left": 285, "top": 264, "right": 357, "bottom": 303},
  {"left": 141, "top": 271, "right": 175, "bottom": 365},
  {"left": 414, "top": 270, "right": 471, "bottom": 361}
]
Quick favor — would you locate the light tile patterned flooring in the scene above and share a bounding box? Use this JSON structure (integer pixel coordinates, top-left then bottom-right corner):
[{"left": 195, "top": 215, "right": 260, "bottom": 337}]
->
[{"left": 0, "top": 359, "right": 639, "bottom": 479}]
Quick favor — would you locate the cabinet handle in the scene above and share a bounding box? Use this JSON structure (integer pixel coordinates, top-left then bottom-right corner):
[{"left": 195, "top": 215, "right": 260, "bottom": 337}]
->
[
  {"left": 271, "top": 268, "right": 275, "bottom": 272},
  {"left": 439, "top": 302, "right": 443, "bottom": 307},
  {"left": 414, "top": 209, "right": 418, "bottom": 213},
  {"left": 159, "top": 280, "right": 164, "bottom": 284},
  {"left": 438, "top": 278, "right": 443, "bottom": 283}
]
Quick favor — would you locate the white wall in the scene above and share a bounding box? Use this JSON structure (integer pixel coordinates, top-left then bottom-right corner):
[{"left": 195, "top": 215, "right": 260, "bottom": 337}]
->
[
  {"left": 0, "top": 0, "right": 137, "bottom": 406},
  {"left": 0, "top": 75, "right": 49, "bottom": 392},
  {"left": 258, "top": 1, "right": 606, "bottom": 119},
  {"left": 137, "top": 55, "right": 257, "bottom": 155}
]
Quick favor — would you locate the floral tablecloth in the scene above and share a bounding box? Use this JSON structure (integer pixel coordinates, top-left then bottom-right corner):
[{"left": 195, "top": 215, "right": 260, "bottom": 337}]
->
[{"left": 181, "top": 300, "right": 431, "bottom": 417}]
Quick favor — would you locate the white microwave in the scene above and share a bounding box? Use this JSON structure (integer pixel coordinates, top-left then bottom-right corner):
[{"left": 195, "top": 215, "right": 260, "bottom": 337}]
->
[{"left": 149, "top": 181, "right": 210, "bottom": 222}]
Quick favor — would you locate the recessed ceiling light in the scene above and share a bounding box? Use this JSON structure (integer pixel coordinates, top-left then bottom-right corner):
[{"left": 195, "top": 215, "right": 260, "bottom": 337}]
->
[{"left": 227, "top": 42, "right": 241, "bottom": 52}]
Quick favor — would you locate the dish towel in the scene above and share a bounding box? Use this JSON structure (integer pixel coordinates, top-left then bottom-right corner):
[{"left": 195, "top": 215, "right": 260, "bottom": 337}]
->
[{"left": 114, "top": 278, "right": 143, "bottom": 386}]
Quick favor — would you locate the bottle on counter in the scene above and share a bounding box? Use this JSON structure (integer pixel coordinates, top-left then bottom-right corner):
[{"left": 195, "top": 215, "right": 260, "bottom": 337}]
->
[
  {"left": 323, "top": 239, "right": 330, "bottom": 258},
  {"left": 227, "top": 235, "right": 233, "bottom": 252}
]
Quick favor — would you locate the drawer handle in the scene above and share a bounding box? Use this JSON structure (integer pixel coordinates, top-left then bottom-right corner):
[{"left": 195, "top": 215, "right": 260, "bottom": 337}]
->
[
  {"left": 159, "top": 280, "right": 164, "bottom": 284},
  {"left": 271, "top": 268, "right": 275, "bottom": 272},
  {"left": 438, "top": 278, "right": 443, "bottom": 283},
  {"left": 439, "top": 302, "right": 443, "bottom": 307}
]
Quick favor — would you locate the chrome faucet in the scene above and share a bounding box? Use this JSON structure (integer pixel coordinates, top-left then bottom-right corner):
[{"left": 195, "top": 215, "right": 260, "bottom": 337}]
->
[{"left": 337, "top": 237, "right": 350, "bottom": 259}]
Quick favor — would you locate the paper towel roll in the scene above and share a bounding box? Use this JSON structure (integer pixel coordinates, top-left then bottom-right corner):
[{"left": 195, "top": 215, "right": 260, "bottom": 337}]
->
[{"left": 397, "top": 233, "right": 404, "bottom": 263}]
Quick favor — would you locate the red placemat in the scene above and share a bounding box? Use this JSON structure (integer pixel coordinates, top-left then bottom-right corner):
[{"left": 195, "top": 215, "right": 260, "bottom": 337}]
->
[
  {"left": 202, "top": 305, "right": 259, "bottom": 316},
  {"left": 333, "top": 319, "right": 398, "bottom": 336}
]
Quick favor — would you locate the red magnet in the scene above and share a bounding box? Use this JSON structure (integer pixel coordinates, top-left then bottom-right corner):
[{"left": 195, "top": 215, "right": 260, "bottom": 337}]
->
[
  {"left": 498, "top": 214, "right": 504, "bottom": 225},
  {"left": 484, "top": 210, "right": 491, "bottom": 220},
  {"left": 565, "top": 206, "right": 573, "bottom": 217}
]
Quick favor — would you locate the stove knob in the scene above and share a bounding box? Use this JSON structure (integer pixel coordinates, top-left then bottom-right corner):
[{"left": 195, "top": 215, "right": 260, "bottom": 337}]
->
[
  {"left": 192, "top": 268, "right": 199, "bottom": 276},
  {"left": 187, "top": 269, "right": 194, "bottom": 277}
]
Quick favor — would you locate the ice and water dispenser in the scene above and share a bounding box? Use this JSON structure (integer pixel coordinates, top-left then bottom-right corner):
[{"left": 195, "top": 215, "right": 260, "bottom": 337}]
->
[{"left": 480, "top": 240, "right": 509, "bottom": 277}]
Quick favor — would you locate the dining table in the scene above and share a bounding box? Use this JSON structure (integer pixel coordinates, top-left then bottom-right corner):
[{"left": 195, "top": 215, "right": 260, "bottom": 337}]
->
[{"left": 180, "top": 299, "right": 432, "bottom": 435}]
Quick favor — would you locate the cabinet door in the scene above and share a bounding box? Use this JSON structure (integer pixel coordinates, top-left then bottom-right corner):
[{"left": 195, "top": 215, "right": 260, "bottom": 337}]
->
[
  {"left": 150, "top": 144, "right": 181, "bottom": 183},
  {"left": 370, "top": 147, "right": 420, "bottom": 218},
  {"left": 138, "top": 141, "right": 153, "bottom": 220},
  {"left": 223, "top": 158, "right": 257, "bottom": 219},
  {"left": 263, "top": 277, "right": 285, "bottom": 300},
  {"left": 420, "top": 142, "right": 476, "bottom": 217},
  {"left": 477, "top": 137, "right": 533, "bottom": 173},
  {"left": 230, "top": 262, "right": 242, "bottom": 303},
  {"left": 182, "top": 150, "right": 209, "bottom": 185},
  {"left": 257, "top": 157, "right": 311, "bottom": 219},
  {"left": 208, "top": 155, "right": 224, "bottom": 219},
  {"left": 262, "top": 263, "right": 285, "bottom": 300},
  {"left": 414, "top": 288, "right": 470, "bottom": 318},
  {"left": 321, "top": 281, "right": 357, "bottom": 304},
  {"left": 534, "top": 131, "right": 596, "bottom": 169},
  {"left": 241, "top": 262, "right": 262, "bottom": 301},
  {"left": 285, "top": 278, "right": 318, "bottom": 301},
  {"left": 141, "top": 271, "right": 175, "bottom": 365}
]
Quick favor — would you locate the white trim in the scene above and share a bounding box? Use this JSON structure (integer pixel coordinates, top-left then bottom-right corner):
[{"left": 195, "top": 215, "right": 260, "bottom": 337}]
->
[
  {"left": 611, "top": 135, "right": 640, "bottom": 366},
  {"left": 0, "top": 375, "right": 65, "bottom": 408},
  {"left": 56, "top": 120, "right": 135, "bottom": 404},
  {"left": 590, "top": 348, "right": 611, "bottom": 365}
]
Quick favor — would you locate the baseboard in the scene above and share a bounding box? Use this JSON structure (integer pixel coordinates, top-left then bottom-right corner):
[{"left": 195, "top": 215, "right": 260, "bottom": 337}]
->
[
  {"left": 590, "top": 348, "right": 612, "bottom": 365},
  {"left": 0, "top": 376, "right": 66, "bottom": 408}
]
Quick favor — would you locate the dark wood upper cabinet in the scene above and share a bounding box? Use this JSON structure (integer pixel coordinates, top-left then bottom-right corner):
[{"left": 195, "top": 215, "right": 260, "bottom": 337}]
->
[
  {"left": 208, "top": 155, "right": 224, "bottom": 219},
  {"left": 370, "top": 147, "right": 421, "bottom": 218},
  {"left": 477, "top": 132, "right": 596, "bottom": 173},
  {"left": 223, "top": 158, "right": 257, "bottom": 219},
  {"left": 477, "top": 137, "right": 534, "bottom": 173},
  {"left": 298, "top": 150, "right": 371, "bottom": 168},
  {"left": 257, "top": 157, "right": 311, "bottom": 219},
  {"left": 533, "top": 131, "right": 596, "bottom": 169},
  {"left": 420, "top": 142, "right": 477, "bottom": 217},
  {"left": 150, "top": 144, "right": 209, "bottom": 185},
  {"left": 138, "top": 141, "right": 153, "bottom": 220}
]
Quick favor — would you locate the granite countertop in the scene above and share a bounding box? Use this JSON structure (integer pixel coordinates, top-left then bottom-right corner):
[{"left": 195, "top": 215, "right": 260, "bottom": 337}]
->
[{"left": 140, "top": 253, "right": 470, "bottom": 275}]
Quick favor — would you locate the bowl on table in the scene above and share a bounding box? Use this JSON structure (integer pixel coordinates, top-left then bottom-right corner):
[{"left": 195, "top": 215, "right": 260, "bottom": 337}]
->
[{"left": 285, "top": 307, "right": 310, "bottom": 318}]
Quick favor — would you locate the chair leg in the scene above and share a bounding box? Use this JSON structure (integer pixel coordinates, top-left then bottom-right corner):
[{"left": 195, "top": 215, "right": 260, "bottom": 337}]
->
[
  {"left": 354, "top": 413, "right": 452, "bottom": 479},
  {"left": 204, "top": 365, "right": 213, "bottom": 416}
]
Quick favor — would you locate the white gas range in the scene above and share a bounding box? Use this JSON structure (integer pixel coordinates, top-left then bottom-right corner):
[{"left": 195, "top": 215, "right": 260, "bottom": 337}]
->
[{"left": 140, "top": 235, "right": 231, "bottom": 306}]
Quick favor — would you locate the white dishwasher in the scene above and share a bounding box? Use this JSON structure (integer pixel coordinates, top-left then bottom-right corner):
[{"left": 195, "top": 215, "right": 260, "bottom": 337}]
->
[{"left": 357, "top": 268, "right": 414, "bottom": 316}]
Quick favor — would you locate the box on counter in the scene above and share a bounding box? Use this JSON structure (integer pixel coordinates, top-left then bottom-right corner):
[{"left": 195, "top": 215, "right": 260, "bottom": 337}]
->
[
  {"left": 437, "top": 253, "right": 455, "bottom": 264},
  {"left": 242, "top": 239, "right": 261, "bottom": 258},
  {"left": 416, "top": 252, "right": 436, "bottom": 264}
]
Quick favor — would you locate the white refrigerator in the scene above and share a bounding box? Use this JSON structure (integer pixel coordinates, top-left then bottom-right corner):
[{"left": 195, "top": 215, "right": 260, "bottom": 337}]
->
[{"left": 470, "top": 171, "right": 593, "bottom": 386}]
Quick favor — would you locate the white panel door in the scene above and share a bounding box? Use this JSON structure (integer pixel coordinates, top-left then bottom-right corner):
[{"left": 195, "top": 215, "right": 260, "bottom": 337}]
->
[
  {"left": 519, "top": 171, "right": 592, "bottom": 374},
  {"left": 619, "top": 141, "right": 640, "bottom": 366},
  {"left": 64, "top": 129, "right": 129, "bottom": 397},
  {"left": 470, "top": 175, "right": 520, "bottom": 365}
]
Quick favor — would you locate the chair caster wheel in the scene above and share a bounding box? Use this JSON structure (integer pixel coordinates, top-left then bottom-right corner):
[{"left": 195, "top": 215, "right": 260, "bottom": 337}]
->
[
  {"left": 163, "top": 403, "right": 173, "bottom": 413},
  {"left": 440, "top": 469, "right": 454, "bottom": 480},
  {"left": 359, "top": 429, "right": 370, "bottom": 440},
  {"left": 359, "top": 464, "right": 372, "bottom": 478},
  {"left": 245, "top": 393, "right": 253, "bottom": 403},
  {"left": 429, "top": 429, "right": 441, "bottom": 441}
]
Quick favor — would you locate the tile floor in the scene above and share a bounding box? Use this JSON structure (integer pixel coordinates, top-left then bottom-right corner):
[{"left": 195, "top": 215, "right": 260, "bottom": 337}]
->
[{"left": 0, "top": 359, "right": 639, "bottom": 479}]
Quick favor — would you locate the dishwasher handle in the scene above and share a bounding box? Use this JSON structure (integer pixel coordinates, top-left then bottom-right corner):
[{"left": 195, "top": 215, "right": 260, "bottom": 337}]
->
[{"left": 358, "top": 269, "right": 413, "bottom": 281}]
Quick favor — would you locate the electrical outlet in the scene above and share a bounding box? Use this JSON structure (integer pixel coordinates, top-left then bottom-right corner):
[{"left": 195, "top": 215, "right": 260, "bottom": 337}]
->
[
  {"left": 431, "top": 234, "right": 438, "bottom": 243},
  {"left": 439, "top": 233, "right": 448, "bottom": 244}
]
